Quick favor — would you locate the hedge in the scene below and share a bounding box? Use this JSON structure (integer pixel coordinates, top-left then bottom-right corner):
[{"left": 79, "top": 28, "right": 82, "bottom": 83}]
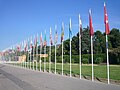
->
[{"left": 49, "top": 54, "right": 106, "bottom": 64}]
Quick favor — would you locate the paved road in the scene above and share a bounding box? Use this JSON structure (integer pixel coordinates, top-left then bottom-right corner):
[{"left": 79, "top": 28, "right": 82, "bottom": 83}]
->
[{"left": 0, "top": 64, "right": 120, "bottom": 90}]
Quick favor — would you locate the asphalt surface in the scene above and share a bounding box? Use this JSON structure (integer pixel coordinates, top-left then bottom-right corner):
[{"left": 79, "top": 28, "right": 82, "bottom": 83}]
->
[{"left": 0, "top": 64, "right": 120, "bottom": 90}]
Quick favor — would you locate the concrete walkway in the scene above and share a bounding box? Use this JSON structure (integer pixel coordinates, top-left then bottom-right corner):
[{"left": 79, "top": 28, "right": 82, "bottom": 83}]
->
[{"left": 0, "top": 64, "right": 120, "bottom": 90}]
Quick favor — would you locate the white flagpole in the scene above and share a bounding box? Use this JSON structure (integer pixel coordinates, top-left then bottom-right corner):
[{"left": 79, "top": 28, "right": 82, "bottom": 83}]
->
[
  {"left": 40, "top": 32, "right": 42, "bottom": 71},
  {"left": 44, "top": 46, "right": 46, "bottom": 72},
  {"left": 49, "top": 27, "right": 51, "bottom": 73},
  {"left": 49, "top": 27, "right": 52, "bottom": 73},
  {"left": 106, "top": 34, "right": 110, "bottom": 84},
  {"left": 36, "top": 34, "right": 38, "bottom": 71},
  {"left": 79, "top": 14, "right": 82, "bottom": 79},
  {"left": 91, "top": 35, "right": 94, "bottom": 81},
  {"left": 30, "top": 46, "right": 32, "bottom": 69},
  {"left": 55, "top": 25, "right": 57, "bottom": 74},
  {"left": 55, "top": 42, "right": 56, "bottom": 74},
  {"left": 49, "top": 43, "right": 51, "bottom": 73},
  {"left": 27, "top": 38, "right": 29, "bottom": 69},
  {"left": 44, "top": 30, "right": 46, "bottom": 72},
  {"left": 30, "top": 37, "right": 32, "bottom": 69},
  {"left": 33, "top": 45, "right": 34, "bottom": 70},
  {"left": 62, "top": 22, "right": 64, "bottom": 76},
  {"left": 89, "top": 9, "right": 94, "bottom": 81},
  {"left": 20, "top": 42, "right": 22, "bottom": 68},
  {"left": 23, "top": 41, "right": 25, "bottom": 68},
  {"left": 62, "top": 41, "right": 63, "bottom": 75},
  {"left": 33, "top": 35, "right": 35, "bottom": 70},
  {"left": 25, "top": 41, "right": 27, "bottom": 69},
  {"left": 21, "top": 41, "right": 24, "bottom": 68},
  {"left": 40, "top": 45, "right": 41, "bottom": 71},
  {"left": 104, "top": 2, "right": 110, "bottom": 84},
  {"left": 69, "top": 18, "right": 72, "bottom": 77}
]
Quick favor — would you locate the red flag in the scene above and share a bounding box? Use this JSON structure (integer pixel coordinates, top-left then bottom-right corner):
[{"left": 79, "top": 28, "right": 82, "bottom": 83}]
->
[
  {"left": 104, "top": 2, "right": 110, "bottom": 35},
  {"left": 89, "top": 9, "right": 94, "bottom": 36}
]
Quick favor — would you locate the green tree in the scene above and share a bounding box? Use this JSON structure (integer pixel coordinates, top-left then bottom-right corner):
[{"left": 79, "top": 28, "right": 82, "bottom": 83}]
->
[
  {"left": 94, "top": 30, "right": 104, "bottom": 53},
  {"left": 71, "top": 36, "right": 79, "bottom": 55},
  {"left": 110, "top": 28, "right": 120, "bottom": 48},
  {"left": 81, "top": 27, "right": 90, "bottom": 54}
]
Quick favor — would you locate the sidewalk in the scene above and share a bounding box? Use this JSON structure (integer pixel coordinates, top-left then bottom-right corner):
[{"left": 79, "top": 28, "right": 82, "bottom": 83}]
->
[{"left": 0, "top": 64, "right": 120, "bottom": 90}]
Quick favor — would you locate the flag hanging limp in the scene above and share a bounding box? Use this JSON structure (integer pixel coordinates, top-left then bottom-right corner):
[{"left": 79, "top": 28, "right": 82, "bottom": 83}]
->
[
  {"left": 69, "top": 18, "right": 72, "bottom": 40},
  {"left": 55, "top": 25, "right": 58, "bottom": 44},
  {"left": 79, "top": 14, "right": 82, "bottom": 36},
  {"left": 44, "top": 30, "right": 47, "bottom": 47},
  {"left": 104, "top": 2, "right": 110, "bottom": 35},
  {"left": 50, "top": 28, "right": 53, "bottom": 45},
  {"left": 40, "top": 32, "right": 43, "bottom": 47},
  {"left": 89, "top": 9, "right": 94, "bottom": 36},
  {"left": 61, "top": 22, "right": 64, "bottom": 43}
]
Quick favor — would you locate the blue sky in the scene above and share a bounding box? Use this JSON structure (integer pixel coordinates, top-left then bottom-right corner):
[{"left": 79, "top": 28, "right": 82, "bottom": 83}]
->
[{"left": 0, "top": 0, "right": 120, "bottom": 51}]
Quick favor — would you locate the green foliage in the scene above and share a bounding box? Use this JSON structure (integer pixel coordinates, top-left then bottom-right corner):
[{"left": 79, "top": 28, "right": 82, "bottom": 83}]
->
[
  {"left": 81, "top": 27, "right": 90, "bottom": 54},
  {"left": 110, "top": 28, "right": 120, "bottom": 48},
  {"left": 94, "top": 30, "right": 105, "bottom": 53},
  {"left": 82, "top": 54, "right": 90, "bottom": 64},
  {"left": 50, "top": 54, "right": 105, "bottom": 64},
  {"left": 94, "top": 54, "right": 105, "bottom": 64},
  {"left": 109, "top": 47, "right": 120, "bottom": 64},
  {"left": 72, "top": 55, "right": 79, "bottom": 63},
  {"left": 37, "top": 27, "right": 120, "bottom": 64}
]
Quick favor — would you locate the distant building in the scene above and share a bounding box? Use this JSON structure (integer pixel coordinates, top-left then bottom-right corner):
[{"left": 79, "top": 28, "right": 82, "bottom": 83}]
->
[{"left": 18, "top": 55, "right": 26, "bottom": 62}]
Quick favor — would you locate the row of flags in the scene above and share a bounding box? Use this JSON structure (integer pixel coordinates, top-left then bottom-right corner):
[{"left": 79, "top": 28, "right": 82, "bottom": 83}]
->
[
  {"left": 2, "top": 2, "right": 110, "bottom": 84},
  {"left": 13, "top": 29, "right": 58, "bottom": 53},
  {"left": 2, "top": 2, "right": 110, "bottom": 57}
]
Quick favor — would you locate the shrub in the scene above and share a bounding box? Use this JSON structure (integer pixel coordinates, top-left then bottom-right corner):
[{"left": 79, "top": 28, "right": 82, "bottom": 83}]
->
[
  {"left": 82, "top": 54, "right": 90, "bottom": 64},
  {"left": 94, "top": 57, "right": 103, "bottom": 64},
  {"left": 82, "top": 58, "right": 89, "bottom": 64},
  {"left": 94, "top": 54, "right": 105, "bottom": 64},
  {"left": 109, "top": 49, "right": 120, "bottom": 64},
  {"left": 49, "top": 54, "right": 105, "bottom": 64}
]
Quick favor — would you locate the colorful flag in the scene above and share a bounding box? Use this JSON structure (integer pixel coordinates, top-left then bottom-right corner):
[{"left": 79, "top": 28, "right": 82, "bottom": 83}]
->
[
  {"left": 28, "top": 38, "right": 30, "bottom": 50},
  {"left": 17, "top": 44, "right": 21, "bottom": 51},
  {"left": 37, "top": 34, "right": 39, "bottom": 46},
  {"left": 104, "top": 2, "right": 110, "bottom": 35},
  {"left": 30, "top": 37, "right": 33, "bottom": 49},
  {"left": 61, "top": 22, "right": 64, "bottom": 43},
  {"left": 50, "top": 27, "right": 53, "bottom": 45},
  {"left": 44, "top": 30, "right": 47, "bottom": 46},
  {"left": 69, "top": 18, "right": 72, "bottom": 40},
  {"left": 104, "top": 2, "right": 110, "bottom": 84},
  {"left": 55, "top": 25, "right": 58, "bottom": 44},
  {"left": 12, "top": 46, "right": 15, "bottom": 53},
  {"left": 21, "top": 41, "right": 24, "bottom": 51},
  {"left": 79, "top": 14, "right": 82, "bottom": 36},
  {"left": 89, "top": 9, "right": 94, "bottom": 36},
  {"left": 24, "top": 40, "right": 27, "bottom": 51},
  {"left": 34, "top": 36, "right": 37, "bottom": 48},
  {"left": 89, "top": 9, "right": 94, "bottom": 81},
  {"left": 40, "top": 32, "right": 43, "bottom": 47},
  {"left": 79, "top": 14, "right": 82, "bottom": 79}
]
